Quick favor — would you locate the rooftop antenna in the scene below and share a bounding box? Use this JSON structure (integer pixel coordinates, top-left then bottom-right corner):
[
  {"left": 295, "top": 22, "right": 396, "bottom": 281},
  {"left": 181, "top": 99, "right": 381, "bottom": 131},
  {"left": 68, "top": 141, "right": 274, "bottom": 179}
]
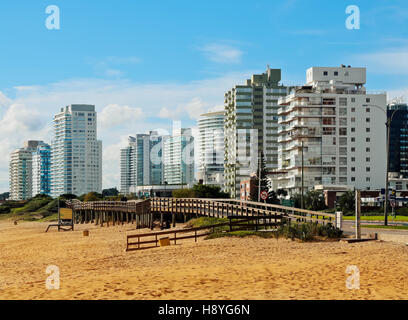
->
[{"left": 267, "top": 64, "right": 271, "bottom": 81}]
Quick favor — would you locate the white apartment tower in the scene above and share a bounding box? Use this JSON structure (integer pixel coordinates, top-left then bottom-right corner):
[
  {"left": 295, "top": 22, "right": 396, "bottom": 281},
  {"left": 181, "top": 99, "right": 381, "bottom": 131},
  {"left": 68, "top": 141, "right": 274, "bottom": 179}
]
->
[
  {"left": 162, "top": 128, "right": 194, "bottom": 185},
  {"left": 274, "top": 66, "right": 386, "bottom": 195},
  {"left": 9, "top": 140, "right": 43, "bottom": 200},
  {"left": 120, "top": 131, "right": 164, "bottom": 195},
  {"left": 51, "top": 104, "right": 102, "bottom": 197},
  {"left": 224, "top": 67, "right": 290, "bottom": 198},
  {"left": 198, "top": 111, "right": 225, "bottom": 187}
]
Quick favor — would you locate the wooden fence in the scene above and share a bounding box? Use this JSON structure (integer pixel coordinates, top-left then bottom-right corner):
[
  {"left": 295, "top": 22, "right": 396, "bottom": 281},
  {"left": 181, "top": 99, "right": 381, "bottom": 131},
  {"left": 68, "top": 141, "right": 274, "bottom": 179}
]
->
[{"left": 126, "top": 215, "right": 285, "bottom": 251}]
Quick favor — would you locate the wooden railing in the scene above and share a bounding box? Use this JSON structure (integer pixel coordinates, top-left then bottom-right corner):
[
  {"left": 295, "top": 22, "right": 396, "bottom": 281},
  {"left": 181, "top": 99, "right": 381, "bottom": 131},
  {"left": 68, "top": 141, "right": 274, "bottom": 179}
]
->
[
  {"left": 71, "top": 199, "right": 152, "bottom": 228},
  {"left": 72, "top": 197, "right": 338, "bottom": 230},
  {"left": 150, "top": 198, "right": 336, "bottom": 225},
  {"left": 126, "top": 215, "right": 286, "bottom": 251}
]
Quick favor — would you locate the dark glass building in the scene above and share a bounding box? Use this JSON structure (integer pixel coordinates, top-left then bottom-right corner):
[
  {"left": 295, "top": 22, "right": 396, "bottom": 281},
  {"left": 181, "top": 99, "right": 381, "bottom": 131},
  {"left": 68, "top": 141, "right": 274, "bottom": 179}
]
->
[{"left": 388, "top": 103, "right": 408, "bottom": 177}]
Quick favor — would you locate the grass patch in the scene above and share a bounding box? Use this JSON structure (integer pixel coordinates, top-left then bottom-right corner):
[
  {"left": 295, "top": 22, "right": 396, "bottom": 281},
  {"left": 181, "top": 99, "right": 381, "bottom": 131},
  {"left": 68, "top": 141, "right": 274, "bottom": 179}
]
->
[
  {"left": 343, "top": 215, "right": 408, "bottom": 222},
  {"left": 206, "top": 230, "right": 276, "bottom": 240},
  {"left": 362, "top": 224, "right": 408, "bottom": 230},
  {"left": 186, "top": 216, "right": 228, "bottom": 228},
  {"left": 206, "top": 222, "right": 343, "bottom": 242}
]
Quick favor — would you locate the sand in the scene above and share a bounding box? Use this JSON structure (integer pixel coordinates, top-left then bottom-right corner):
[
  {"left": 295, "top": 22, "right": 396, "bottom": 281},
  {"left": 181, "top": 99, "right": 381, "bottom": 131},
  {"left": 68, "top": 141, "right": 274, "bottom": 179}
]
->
[{"left": 0, "top": 220, "right": 407, "bottom": 300}]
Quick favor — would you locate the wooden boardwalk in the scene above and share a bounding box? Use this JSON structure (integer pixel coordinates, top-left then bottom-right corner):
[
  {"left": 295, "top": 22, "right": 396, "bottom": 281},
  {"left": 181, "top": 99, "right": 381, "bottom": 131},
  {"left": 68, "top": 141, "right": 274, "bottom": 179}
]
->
[{"left": 71, "top": 197, "right": 337, "bottom": 230}]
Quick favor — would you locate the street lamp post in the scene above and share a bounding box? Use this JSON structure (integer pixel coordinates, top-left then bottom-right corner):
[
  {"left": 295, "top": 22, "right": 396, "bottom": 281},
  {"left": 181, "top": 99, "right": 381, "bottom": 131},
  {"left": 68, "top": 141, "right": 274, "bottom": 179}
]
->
[{"left": 363, "top": 103, "right": 402, "bottom": 226}]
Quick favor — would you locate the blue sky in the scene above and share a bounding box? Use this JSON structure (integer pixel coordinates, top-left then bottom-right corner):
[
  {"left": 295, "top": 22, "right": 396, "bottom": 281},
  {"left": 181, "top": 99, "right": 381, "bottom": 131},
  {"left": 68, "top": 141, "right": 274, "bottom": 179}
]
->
[{"left": 0, "top": 0, "right": 407, "bottom": 192}]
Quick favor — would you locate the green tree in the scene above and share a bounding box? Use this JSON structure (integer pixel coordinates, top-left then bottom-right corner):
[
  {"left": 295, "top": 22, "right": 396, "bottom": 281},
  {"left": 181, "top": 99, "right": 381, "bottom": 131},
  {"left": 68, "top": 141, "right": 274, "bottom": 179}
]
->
[
  {"left": 83, "top": 192, "right": 104, "bottom": 202},
  {"left": 102, "top": 188, "right": 119, "bottom": 197},
  {"left": 192, "top": 184, "right": 229, "bottom": 199},
  {"left": 250, "top": 152, "right": 269, "bottom": 202},
  {"left": 304, "top": 190, "right": 326, "bottom": 211},
  {"left": 276, "top": 189, "right": 288, "bottom": 199},
  {"left": 172, "top": 188, "right": 196, "bottom": 198},
  {"left": 290, "top": 193, "right": 302, "bottom": 208},
  {"left": 338, "top": 190, "right": 355, "bottom": 213}
]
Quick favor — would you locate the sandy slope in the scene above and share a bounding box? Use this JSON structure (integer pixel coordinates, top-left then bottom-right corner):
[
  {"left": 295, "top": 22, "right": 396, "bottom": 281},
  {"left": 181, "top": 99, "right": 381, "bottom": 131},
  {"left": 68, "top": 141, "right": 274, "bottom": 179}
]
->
[{"left": 0, "top": 220, "right": 407, "bottom": 300}]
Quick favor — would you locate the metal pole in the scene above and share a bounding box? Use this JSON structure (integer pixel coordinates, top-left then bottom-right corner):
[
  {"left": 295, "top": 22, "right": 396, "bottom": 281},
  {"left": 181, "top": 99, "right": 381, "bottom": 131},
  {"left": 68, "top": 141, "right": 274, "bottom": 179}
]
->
[
  {"left": 301, "top": 140, "right": 304, "bottom": 209},
  {"left": 384, "top": 119, "right": 390, "bottom": 226},
  {"left": 355, "top": 189, "right": 361, "bottom": 239},
  {"left": 258, "top": 153, "right": 261, "bottom": 202}
]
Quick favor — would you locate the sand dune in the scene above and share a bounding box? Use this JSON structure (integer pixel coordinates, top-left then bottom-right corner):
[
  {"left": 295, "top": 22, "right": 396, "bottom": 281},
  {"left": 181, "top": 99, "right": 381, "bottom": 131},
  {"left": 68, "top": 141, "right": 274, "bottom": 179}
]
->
[{"left": 0, "top": 220, "right": 406, "bottom": 300}]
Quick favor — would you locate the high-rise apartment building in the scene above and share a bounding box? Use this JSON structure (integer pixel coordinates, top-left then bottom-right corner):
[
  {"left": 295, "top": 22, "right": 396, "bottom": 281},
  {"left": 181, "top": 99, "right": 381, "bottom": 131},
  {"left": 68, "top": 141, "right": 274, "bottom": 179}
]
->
[
  {"left": 162, "top": 128, "right": 194, "bottom": 185},
  {"left": 32, "top": 142, "right": 51, "bottom": 197},
  {"left": 9, "top": 140, "right": 43, "bottom": 200},
  {"left": 120, "top": 131, "right": 164, "bottom": 194},
  {"left": 274, "top": 65, "right": 386, "bottom": 195},
  {"left": 51, "top": 104, "right": 102, "bottom": 197},
  {"left": 198, "top": 111, "right": 224, "bottom": 187},
  {"left": 388, "top": 103, "right": 408, "bottom": 178},
  {"left": 224, "top": 67, "right": 290, "bottom": 198}
]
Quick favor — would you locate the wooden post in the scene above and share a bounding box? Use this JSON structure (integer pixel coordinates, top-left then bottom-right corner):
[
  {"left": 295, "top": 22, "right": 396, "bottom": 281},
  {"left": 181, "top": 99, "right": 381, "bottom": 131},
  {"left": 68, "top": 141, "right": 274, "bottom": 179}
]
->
[
  {"left": 355, "top": 189, "right": 361, "bottom": 239},
  {"left": 172, "top": 198, "right": 176, "bottom": 227}
]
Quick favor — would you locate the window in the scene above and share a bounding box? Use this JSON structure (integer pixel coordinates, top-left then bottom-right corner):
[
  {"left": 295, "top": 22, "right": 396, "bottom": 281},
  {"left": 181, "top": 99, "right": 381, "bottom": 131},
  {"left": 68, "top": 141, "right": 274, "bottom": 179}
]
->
[
  {"left": 351, "top": 117, "right": 355, "bottom": 122},
  {"left": 323, "top": 127, "right": 336, "bottom": 135},
  {"left": 323, "top": 118, "right": 335, "bottom": 125},
  {"left": 366, "top": 167, "right": 370, "bottom": 172},
  {"left": 351, "top": 98, "right": 356, "bottom": 103},
  {"left": 323, "top": 71, "right": 328, "bottom": 76},
  {"left": 351, "top": 137, "right": 355, "bottom": 142},
  {"left": 339, "top": 137, "right": 347, "bottom": 145},
  {"left": 339, "top": 107, "right": 347, "bottom": 115},
  {"left": 334, "top": 71, "right": 339, "bottom": 76},
  {"left": 351, "top": 128, "right": 355, "bottom": 132},
  {"left": 339, "top": 118, "right": 347, "bottom": 126},
  {"left": 366, "top": 157, "right": 370, "bottom": 162},
  {"left": 366, "top": 98, "right": 371, "bottom": 103},
  {"left": 366, "top": 108, "right": 370, "bottom": 112},
  {"left": 366, "top": 177, "right": 371, "bottom": 182},
  {"left": 351, "top": 147, "right": 355, "bottom": 152},
  {"left": 351, "top": 107, "right": 355, "bottom": 112},
  {"left": 366, "top": 118, "right": 370, "bottom": 123},
  {"left": 366, "top": 137, "right": 371, "bottom": 142},
  {"left": 339, "top": 157, "right": 347, "bottom": 165},
  {"left": 339, "top": 128, "right": 347, "bottom": 135},
  {"left": 339, "top": 98, "right": 347, "bottom": 106},
  {"left": 339, "top": 147, "right": 347, "bottom": 155},
  {"left": 366, "top": 147, "right": 371, "bottom": 152},
  {"left": 351, "top": 167, "right": 355, "bottom": 172},
  {"left": 351, "top": 157, "right": 355, "bottom": 162},
  {"left": 366, "top": 128, "right": 370, "bottom": 133},
  {"left": 351, "top": 177, "right": 355, "bottom": 181}
]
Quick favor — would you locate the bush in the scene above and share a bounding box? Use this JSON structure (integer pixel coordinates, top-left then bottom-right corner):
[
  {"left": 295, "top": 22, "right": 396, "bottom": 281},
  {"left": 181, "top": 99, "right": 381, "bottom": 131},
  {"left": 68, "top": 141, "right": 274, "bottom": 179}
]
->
[
  {"left": 172, "top": 188, "right": 196, "bottom": 198},
  {"left": 277, "top": 222, "right": 342, "bottom": 241}
]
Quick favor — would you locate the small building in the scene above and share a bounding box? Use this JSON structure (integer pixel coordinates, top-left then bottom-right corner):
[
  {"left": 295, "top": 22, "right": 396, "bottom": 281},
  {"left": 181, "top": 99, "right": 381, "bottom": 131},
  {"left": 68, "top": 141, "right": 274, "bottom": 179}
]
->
[
  {"left": 240, "top": 177, "right": 257, "bottom": 201},
  {"left": 129, "top": 184, "right": 193, "bottom": 198},
  {"left": 314, "top": 185, "right": 354, "bottom": 208}
]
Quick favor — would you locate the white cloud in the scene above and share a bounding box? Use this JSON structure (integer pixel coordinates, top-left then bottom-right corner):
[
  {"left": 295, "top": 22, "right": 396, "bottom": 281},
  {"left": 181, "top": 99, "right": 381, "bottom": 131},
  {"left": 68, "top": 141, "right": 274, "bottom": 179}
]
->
[
  {"left": 355, "top": 48, "right": 408, "bottom": 74},
  {"left": 0, "top": 91, "right": 11, "bottom": 107},
  {"left": 0, "top": 104, "right": 50, "bottom": 187},
  {"left": 99, "top": 104, "right": 143, "bottom": 128},
  {"left": 0, "top": 71, "right": 251, "bottom": 192},
  {"left": 199, "top": 43, "right": 243, "bottom": 64},
  {"left": 159, "top": 97, "right": 208, "bottom": 120}
]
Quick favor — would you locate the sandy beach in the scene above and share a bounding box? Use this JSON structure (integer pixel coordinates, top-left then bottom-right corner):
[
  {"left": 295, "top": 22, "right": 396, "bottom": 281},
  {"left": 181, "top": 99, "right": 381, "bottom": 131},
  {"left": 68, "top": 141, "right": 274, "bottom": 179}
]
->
[{"left": 0, "top": 220, "right": 407, "bottom": 300}]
